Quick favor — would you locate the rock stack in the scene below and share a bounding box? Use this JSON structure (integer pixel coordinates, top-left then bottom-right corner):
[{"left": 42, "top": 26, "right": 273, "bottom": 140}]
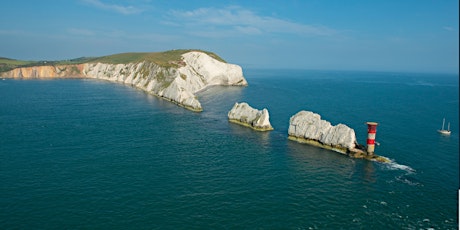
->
[
  {"left": 228, "top": 102, "right": 274, "bottom": 131},
  {"left": 288, "top": 110, "right": 365, "bottom": 156}
]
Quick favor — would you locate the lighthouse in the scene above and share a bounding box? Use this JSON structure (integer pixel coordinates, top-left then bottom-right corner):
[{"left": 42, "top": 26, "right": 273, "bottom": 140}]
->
[{"left": 366, "top": 122, "right": 378, "bottom": 155}]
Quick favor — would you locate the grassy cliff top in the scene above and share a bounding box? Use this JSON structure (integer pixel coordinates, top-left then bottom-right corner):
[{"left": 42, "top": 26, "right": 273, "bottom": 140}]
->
[
  {"left": 0, "top": 49, "right": 226, "bottom": 72},
  {"left": 0, "top": 58, "right": 39, "bottom": 73},
  {"left": 92, "top": 49, "right": 226, "bottom": 65}
]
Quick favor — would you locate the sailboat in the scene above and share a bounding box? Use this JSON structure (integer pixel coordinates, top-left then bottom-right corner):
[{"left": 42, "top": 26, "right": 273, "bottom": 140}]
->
[{"left": 437, "top": 118, "right": 451, "bottom": 135}]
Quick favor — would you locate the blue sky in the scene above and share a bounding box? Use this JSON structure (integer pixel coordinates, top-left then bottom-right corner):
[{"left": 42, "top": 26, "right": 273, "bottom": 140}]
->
[{"left": 1, "top": 0, "right": 458, "bottom": 73}]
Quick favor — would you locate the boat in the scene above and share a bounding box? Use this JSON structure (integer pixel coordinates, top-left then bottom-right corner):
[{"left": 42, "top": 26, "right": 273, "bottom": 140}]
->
[{"left": 437, "top": 118, "right": 451, "bottom": 135}]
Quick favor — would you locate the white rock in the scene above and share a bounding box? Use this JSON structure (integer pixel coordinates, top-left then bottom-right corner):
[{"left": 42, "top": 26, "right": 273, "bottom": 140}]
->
[
  {"left": 228, "top": 102, "right": 273, "bottom": 131},
  {"left": 180, "top": 52, "right": 247, "bottom": 87},
  {"left": 82, "top": 51, "right": 247, "bottom": 111},
  {"left": 1, "top": 51, "right": 247, "bottom": 112},
  {"left": 288, "top": 110, "right": 357, "bottom": 149}
]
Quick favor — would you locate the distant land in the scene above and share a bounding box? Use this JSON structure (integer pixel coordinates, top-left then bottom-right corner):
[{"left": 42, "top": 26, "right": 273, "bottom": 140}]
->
[
  {"left": 0, "top": 50, "right": 248, "bottom": 111},
  {"left": 0, "top": 49, "right": 226, "bottom": 73}
]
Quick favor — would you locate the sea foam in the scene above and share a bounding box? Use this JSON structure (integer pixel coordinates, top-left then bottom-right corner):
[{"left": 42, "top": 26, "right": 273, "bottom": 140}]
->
[{"left": 379, "top": 158, "right": 416, "bottom": 174}]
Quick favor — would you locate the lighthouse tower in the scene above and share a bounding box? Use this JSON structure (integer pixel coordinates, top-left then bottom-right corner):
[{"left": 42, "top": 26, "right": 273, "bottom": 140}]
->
[{"left": 366, "top": 122, "right": 378, "bottom": 155}]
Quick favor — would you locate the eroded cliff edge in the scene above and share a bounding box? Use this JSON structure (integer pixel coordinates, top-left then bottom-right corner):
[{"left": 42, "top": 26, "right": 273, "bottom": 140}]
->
[{"left": 0, "top": 51, "right": 248, "bottom": 112}]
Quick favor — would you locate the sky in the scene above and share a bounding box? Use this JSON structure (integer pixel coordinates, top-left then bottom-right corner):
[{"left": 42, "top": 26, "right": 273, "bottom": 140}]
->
[{"left": 1, "top": 0, "right": 458, "bottom": 73}]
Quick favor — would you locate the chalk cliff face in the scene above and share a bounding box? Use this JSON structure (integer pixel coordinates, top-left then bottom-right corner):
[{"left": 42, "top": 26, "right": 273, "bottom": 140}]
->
[
  {"left": 228, "top": 102, "right": 273, "bottom": 131},
  {"left": 3, "top": 64, "right": 86, "bottom": 78},
  {"left": 288, "top": 111, "right": 358, "bottom": 153},
  {"left": 0, "top": 51, "right": 247, "bottom": 112}
]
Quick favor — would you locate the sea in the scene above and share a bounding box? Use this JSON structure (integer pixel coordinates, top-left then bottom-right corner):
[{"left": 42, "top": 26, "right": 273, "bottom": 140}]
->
[{"left": 0, "top": 69, "right": 458, "bottom": 229}]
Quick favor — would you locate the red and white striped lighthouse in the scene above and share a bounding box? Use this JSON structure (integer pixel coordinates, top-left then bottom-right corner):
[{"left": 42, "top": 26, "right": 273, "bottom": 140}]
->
[{"left": 366, "top": 122, "right": 378, "bottom": 155}]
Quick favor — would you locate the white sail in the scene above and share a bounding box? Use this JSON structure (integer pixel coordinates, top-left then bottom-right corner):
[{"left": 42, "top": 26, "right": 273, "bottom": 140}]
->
[{"left": 438, "top": 118, "right": 451, "bottom": 135}]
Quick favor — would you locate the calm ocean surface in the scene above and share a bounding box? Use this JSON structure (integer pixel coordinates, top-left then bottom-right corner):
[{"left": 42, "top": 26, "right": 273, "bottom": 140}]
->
[{"left": 0, "top": 69, "right": 458, "bottom": 229}]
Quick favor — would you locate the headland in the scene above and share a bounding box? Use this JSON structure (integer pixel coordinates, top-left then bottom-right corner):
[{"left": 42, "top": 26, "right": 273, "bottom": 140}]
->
[{"left": 0, "top": 50, "right": 248, "bottom": 112}]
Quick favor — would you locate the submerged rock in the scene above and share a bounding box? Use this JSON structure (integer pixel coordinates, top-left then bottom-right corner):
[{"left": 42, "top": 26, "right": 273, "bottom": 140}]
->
[{"left": 228, "top": 102, "right": 274, "bottom": 131}]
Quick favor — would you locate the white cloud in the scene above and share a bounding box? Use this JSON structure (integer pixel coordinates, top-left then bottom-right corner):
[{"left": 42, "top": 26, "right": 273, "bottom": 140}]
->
[
  {"left": 235, "top": 26, "right": 262, "bottom": 35},
  {"left": 443, "top": 26, "right": 455, "bottom": 32},
  {"left": 67, "top": 28, "right": 95, "bottom": 36},
  {"left": 66, "top": 27, "right": 179, "bottom": 43},
  {"left": 82, "top": 0, "right": 143, "bottom": 15},
  {"left": 168, "top": 6, "right": 336, "bottom": 37},
  {"left": 0, "top": 29, "right": 26, "bottom": 35}
]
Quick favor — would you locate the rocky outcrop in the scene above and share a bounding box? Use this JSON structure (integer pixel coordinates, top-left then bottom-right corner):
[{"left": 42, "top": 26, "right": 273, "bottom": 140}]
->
[
  {"left": 228, "top": 102, "right": 273, "bottom": 131},
  {"left": 288, "top": 110, "right": 366, "bottom": 156},
  {"left": 0, "top": 51, "right": 247, "bottom": 112},
  {"left": 288, "top": 111, "right": 390, "bottom": 162}
]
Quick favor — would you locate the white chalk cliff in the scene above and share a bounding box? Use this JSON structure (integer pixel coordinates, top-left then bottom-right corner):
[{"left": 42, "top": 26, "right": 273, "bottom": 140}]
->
[
  {"left": 288, "top": 110, "right": 358, "bottom": 153},
  {"left": 228, "top": 102, "right": 273, "bottom": 131},
  {"left": 1, "top": 51, "right": 248, "bottom": 112}
]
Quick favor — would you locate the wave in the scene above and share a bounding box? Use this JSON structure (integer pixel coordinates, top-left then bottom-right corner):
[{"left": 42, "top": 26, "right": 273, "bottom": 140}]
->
[
  {"left": 378, "top": 158, "right": 416, "bottom": 174},
  {"left": 386, "top": 161, "right": 416, "bottom": 173},
  {"left": 377, "top": 158, "right": 423, "bottom": 186},
  {"left": 395, "top": 174, "right": 423, "bottom": 186}
]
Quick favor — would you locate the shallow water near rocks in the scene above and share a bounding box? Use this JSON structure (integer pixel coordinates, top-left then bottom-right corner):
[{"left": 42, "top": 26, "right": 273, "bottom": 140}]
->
[{"left": 0, "top": 70, "right": 458, "bottom": 229}]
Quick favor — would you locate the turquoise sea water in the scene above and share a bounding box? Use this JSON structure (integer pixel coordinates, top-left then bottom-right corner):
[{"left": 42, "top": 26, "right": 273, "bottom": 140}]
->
[{"left": 0, "top": 70, "right": 458, "bottom": 229}]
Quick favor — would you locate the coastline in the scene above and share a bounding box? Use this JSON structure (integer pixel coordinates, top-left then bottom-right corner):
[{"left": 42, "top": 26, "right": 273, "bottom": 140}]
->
[{"left": 0, "top": 51, "right": 248, "bottom": 113}]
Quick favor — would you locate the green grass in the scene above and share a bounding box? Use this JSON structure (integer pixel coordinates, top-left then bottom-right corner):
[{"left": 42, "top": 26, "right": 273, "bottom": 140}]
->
[
  {"left": 0, "top": 57, "right": 35, "bottom": 66},
  {"left": 0, "top": 58, "right": 37, "bottom": 72},
  {"left": 0, "top": 49, "right": 226, "bottom": 73},
  {"left": 91, "top": 49, "right": 226, "bottom": 67},
  {"left": 0, "top": 57, "right": 97, "bottom": 72}
]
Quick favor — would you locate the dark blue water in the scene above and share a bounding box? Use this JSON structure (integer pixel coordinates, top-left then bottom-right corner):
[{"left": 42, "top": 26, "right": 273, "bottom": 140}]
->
[{"left": 0, "top": 70, "right": 458, "bottom": 229}]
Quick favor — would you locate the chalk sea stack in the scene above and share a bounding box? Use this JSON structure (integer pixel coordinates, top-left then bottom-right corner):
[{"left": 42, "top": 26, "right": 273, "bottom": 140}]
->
[
  {"left": 288, "top": 110, "right": 358, "bottom": 152},
  {"left": 0, "top": 50, "right": 248, "bottom": 112},
  {"left": 228, "top": 102, "right": 274, "bottom": 131},
  {"left": 288, "top": 110, "right": 390, "bottom": 162}
]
